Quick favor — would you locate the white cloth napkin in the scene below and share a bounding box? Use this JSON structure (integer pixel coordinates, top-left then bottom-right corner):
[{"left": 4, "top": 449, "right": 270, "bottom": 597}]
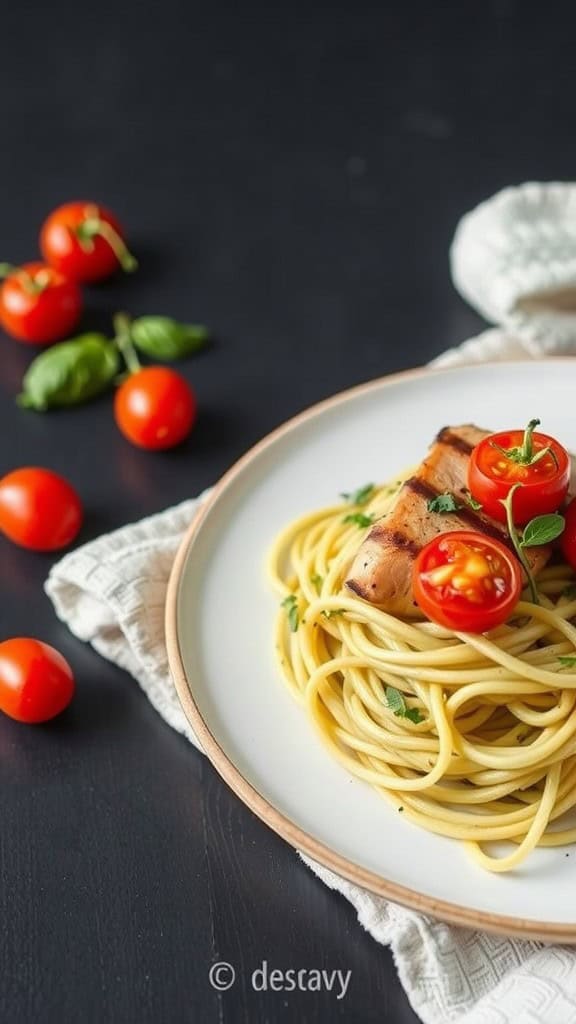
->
[
  {"left": 45, "top": 185, "right": 576, "bottom": 1024},
  {"left": 450, "top": 181, "right": 576, "bottom": 353}
]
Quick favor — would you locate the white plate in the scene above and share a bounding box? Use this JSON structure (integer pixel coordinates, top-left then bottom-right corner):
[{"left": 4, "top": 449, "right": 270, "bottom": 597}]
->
[{"left": 166, "top": 360, "right": 576, "bottom": 941}]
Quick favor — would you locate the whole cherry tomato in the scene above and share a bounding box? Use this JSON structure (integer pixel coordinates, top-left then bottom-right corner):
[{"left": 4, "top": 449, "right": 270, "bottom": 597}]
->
[
  {"left": 114, "top": 367, "right": 197, "bottom": 450},
  {"left": 0, "top": 638, "right": 75, "bottom": 723},
  {"left": 413, "top": 530, "right": 522, "bottom": 633},
  {"left": 561, "top": 497, "right": 576, "bottom": 572},
  {"left": 0, "top": 262, "right": 82, "bottom": 345},
  {"left": 40, "top": 201, "right": 137, "bottom": 283},
  {"left": 0, "top": 468, "right": 83, "bottom": 551},
  {"left": 468, "top": 419, "right": 570, "bottom": 526}
]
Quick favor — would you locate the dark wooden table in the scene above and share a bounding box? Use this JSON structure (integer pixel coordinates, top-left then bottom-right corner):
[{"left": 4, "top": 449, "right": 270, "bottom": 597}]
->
[{"left": 1, "top": 3, "right": 573, "bottom": 1021}]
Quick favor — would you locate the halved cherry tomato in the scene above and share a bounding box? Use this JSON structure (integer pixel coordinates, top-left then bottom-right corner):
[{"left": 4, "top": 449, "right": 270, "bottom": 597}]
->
[
  {"left": 467, "top": 419, "right": 570, "bottom": 526},
  {"left": 0, "top": 261, "right": 82, "bottom": 345},
  {"left": 40, "top": 201, "right": 137, "bottom": 283},
  {"left": 0, "top": 638, "right": 75, "bottom": 723},
  {"left": 114, "top": 366, "right": 197, "bottom": 450},
  {"left": 0, "top": 467, "right": 83, "bottom": 551},
  {"left": 413, "top": 530, "right": 522, "bottom": 633},
  {"left": 561, "top": 497, "right": 576, "bottom": 572}
]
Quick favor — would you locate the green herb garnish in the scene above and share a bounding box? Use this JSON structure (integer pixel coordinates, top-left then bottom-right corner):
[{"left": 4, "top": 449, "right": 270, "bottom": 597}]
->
[
  {"left": 343, "top": 512, "right": 374, "bottom": 528},
  {"left": 385, "top": 686, "right": 424, "bottom": 724},
  {"left": 281, "top": 595, "right": 299, "bottom": 632},
  {"left": 322, "top": 608, "right": 346, "bottom": 619},
  {"left": 463, "top": 488, "right": 482, "bottom": 511},
  {"left": 559, "top": 656, "right": 576, "bottom": 667},
  {"left": 310, "top": 573, "right": 323, "bottom": 593},
  {"left": 521, "top": 514, "right": 565, "bottom": 548},
  {"left": 340, "top": 483, "right": 375, "bottom": 506},
  {"left": 501, "top": 484, "right": 565, "bottom": 605},
  {"left": 427, "top": 492, "right": 460, "bottom": 514}
]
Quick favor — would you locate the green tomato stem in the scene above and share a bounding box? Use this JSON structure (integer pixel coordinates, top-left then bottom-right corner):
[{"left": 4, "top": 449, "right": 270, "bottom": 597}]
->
[
  {"left": 0, "top": 262, "right": 46, "bottom": 295},
  {"left": 501, "top": 483, "right": 539, "bottom": 604},
  {"left": 490, "top": 417, "right": 552, "bottom": 468},
  {"left": 113, "top": 313, "right": 141, "bottom": 375},
  {"left": 76, "top": 206, "right": 138, "bottom": 273},
  {"left": 520, "top": 418, "right": 539, "bottom": 462}
]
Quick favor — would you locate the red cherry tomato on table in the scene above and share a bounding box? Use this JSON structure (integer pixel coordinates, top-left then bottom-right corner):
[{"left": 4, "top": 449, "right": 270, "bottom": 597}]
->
[
  {"left": 0, "top": 262, "right": 82, "bottom": 345},
  {"left": 467, "top": 419, "right": 570, "bottom": 526},
  {"left": 40, "top": 201, "right": 137, "bottom": 283},
  {"left": 114, "top": 367, "right": 197, "bottom": 450},
  {"left": 0, "top": 468, "right": 83, "bottom": 551},
  {"left": 413, "top": 531, "right": 523, "bottom": 633},
  {"left": 0, "top": 639, "right": 74, "bottom": 723}
]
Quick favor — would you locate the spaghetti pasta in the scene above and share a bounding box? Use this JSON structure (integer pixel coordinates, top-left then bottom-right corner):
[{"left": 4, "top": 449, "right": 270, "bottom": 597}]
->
[{"left": 268, "top": 478, "right": 576, "bottom": 872}]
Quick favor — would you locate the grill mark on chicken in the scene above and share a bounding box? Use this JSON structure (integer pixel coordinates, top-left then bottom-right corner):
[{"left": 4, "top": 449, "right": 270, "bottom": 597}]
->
[
  {"left": 404, "top": 476, "right": 508, "bottom": 544},
  {"left": 403, "top": 476, "right": 437, "bottom": 503},
  {"left": 436, "top": 426, "right": 475, "bottom": 456},
  {"left": 452, "top": 502, "right": 508, "bottom": 542},
  {"left": 369, "top": 524, "right": 421, "bottom": 558}
]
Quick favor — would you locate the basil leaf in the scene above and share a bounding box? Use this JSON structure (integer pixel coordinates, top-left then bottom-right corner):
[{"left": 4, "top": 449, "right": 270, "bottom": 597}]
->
[
  {"left": 281, "top": 595, "right": 299, "bottom": 632},
  {"left": 385, "top": 685, "right": 405, "bottom": 715},
  {"left": 131, "top": 316, "right": 209, "bottom": 360},
  {"left": 427, "top": 492, "right": 460, "bottom": 514},
  {"left": 558, "top": 656, "right": 576, "bottom": 667},
  {"left": 404, "top": 707, "right": 425, "bottom": 724},
  {"left": 521, "top": 513, "right": 565, "bottom": 548},
  {"left": 385, "top": 686, "right": 424, "bottom": 723},
  {"left": 340, "top": 483, "right": 375, "bottom": 506},
  {"left": 343, "top": 512, "right": 374, "bottom": 528},
  {"left": 18, "top": 333, "right": 119, "bottom": 411}
]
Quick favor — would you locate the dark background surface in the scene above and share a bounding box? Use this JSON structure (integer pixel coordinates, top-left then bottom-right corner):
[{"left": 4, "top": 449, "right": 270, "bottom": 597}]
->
[{"left": 0, "top": 2, "right": 574, "bottom": 1022}]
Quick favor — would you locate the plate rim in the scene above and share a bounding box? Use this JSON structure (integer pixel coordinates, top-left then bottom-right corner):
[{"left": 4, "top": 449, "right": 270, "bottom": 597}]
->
[{"left": 166, "top": 358, "right": 576, "bottom": 942}]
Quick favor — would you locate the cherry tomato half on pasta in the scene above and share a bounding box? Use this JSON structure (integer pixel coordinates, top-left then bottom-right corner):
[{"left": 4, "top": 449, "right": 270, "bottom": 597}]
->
[
  {"left": 0, "top": 262, "right": 82, "bottom": 345},
  {"left": 0, "top": 638, "right": 75, "bottom": 723},
  {"left": 467, "top": 419, "right": 570, "bottom": 526},
  {"left": 0, "top": 468, "right": 83, "bottom": 551},
  {"left": 40, "top": 201, "right": 137, "bottom": 283},
  {"left": 413, "top": 531, "right": 523, "bottom": 633},
  {"left": 114, "top": 366, "right": 197, "bottom": 450}
]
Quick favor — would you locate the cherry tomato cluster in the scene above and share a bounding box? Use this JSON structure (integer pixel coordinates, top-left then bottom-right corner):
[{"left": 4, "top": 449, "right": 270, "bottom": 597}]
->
[
  {"left": 0, "top": 201, "right": 199, "bottom": 451},
  {"left": 0, "top": 202, "right": 206, "bottom": 725},
  {"left": 0, "top": 203, "right": 135, "bottom": 344},
  {"left": 414, "top": 419, "right": 576, "bottom": 634}
]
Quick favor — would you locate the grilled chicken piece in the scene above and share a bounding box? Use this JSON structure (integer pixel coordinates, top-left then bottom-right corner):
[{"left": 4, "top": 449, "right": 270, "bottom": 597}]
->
[{"left": 345, "top": 424, "right": 551, "bottom": 617}]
